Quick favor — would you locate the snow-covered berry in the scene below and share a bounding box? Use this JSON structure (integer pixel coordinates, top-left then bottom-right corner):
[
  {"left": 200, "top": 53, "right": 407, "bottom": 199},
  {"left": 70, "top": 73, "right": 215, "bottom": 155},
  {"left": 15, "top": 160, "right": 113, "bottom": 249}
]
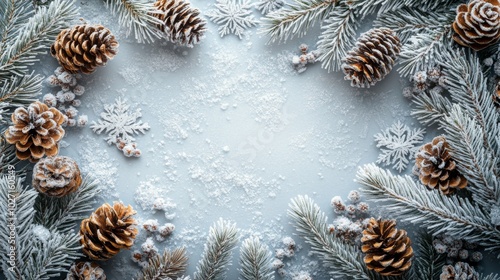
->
[
  {"left": 331, "top": 196, "right": 345, "bottom": 213},
  {"left": 141, "top": 237, "right": 158, "bottom": 258},
  {"left": 470, "top": 251, "right": 482, "bottom": 262},
  {"left": 73, "top": 85, "right": 85, "bottom": 96},
  {"left": 43, "top": 93, "right": 58, "bottom": 107},
  {"left": 282, "top": 236, "right": 295, "bottom": 250},
  {"left": 346, "top": 204, "right": 356, "bottom": 215},
  {"left": 427, "top": 68, "right": 441, "bottom": 83},
  {"left": 54, "top": 67, "right": 65, "bottom": 76},
  {"left": 357, "top": 202, "right": 369, "bottom": 213},
  {"left": 57, "top": 71, "right": 73, "bottom": 84},
  {"left": 272, "top": 259, "right": 284, "bottom": 269},
  {"left": 65, "top": 106, "right": 78, "bottom": 119},
  {"left": 347, "top": 190, "right": 360, "bottom": 203},
  {"left": 143, "top": 219, "right": 159, "bottom": 232},
  {"left": 66, "top": 118, "right": 76, "bottom": 127},
  {"left": 299, "top": 44, "right": 308, "bottom": 54},
  {"left": 158, "top": 223, "right": 175, "bottom": 237},
  {"left": 63, "top": 92, "right": 75, "bottom": 102},
  {"left": 458, "top": 249, "right": 468, "bottom": 260},
  {"left": 275, "top": 248, "right": 286, "bottom": 259},
  {"left": 483, "top": 57, "right": 494, "bottom": 67},
  {"left": 412, "top": 71, "right": 427, "bottom": 84},
  {"left": 292, "top": 55, "right": 300, "bottom": 66},
  {"left": 46, "top": 75, "right": 61, "bottom": 87},
  {"left": 72, "top": 99, "right": 81, "bottom": 107},
  {"left": 402, "top": 87, "right": 414, "bottom": 99}
]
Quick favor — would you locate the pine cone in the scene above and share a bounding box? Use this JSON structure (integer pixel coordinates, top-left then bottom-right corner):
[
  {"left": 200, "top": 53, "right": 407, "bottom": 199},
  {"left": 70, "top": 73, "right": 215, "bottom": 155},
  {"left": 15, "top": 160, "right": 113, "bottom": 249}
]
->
[
  {"left": 66, "top": 262, "right": 106, "bottom": 280},
  {"left": 80, "top": 202, "right": 138, "bottom": 260},
  {"left": 414, "top": 136, "right": 468, "bottom": 195},
  {"left": 50, "top": 24, "right": 119, "bottom": 74},
  {"left": 361, "top": 218, "right": 413, "bottom": 276},
  {"left": 440, "top": 262, "right": 479, "bottom": 280},
  {"left": 4, "top": 101, "right": 65, "bottom": 162},
  {"left": 342, "top": 28, "right": 401, "bottom": 88},
  {"left": 152, "top": 0, "right": 206, "bottom": 47},
  {"left": 32, "top": 156, "right": 82, "bottom": 197},
  {"left": 452, "top": 0, "right": 500, "bottom": 51}
]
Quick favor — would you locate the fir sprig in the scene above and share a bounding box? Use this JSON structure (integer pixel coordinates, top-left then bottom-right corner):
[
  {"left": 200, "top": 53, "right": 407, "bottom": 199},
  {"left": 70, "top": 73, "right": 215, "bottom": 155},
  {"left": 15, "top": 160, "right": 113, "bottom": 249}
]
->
[
  {"left": 194, "top": 219, "right": 239, "bottom": 280},
  {"left": 239, "top": 237, "right": 274, "bottom": 280},
  {"left": 414, "top": 233, "right": 446, "bottom": 280},
  {"left": 139, "top": 247, "right": 188, "bottom": 280}
]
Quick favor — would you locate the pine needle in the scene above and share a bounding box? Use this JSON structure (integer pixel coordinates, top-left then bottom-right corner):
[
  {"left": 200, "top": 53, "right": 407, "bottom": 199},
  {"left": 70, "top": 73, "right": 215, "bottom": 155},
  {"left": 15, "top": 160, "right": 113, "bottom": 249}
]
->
[
  {"left": 239, "top": 237, "right": 274, "bottom": 280},
  {"left": 139, "top": 247, "right": 188, "bottom": 280}
]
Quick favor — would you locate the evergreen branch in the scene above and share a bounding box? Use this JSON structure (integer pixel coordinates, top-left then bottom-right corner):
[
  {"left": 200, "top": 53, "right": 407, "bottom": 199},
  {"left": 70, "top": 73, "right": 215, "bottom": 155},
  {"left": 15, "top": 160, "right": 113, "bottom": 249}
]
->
[
  {"left": 239, "top": 237, "right": 274, "bottom": 280},
  {"left": 0, "top": 136, "right": 27, "bottom": 176},
  {"left": 194, "top": 218, "right": 239, "bottom": 280},
  {"left": 23, "top": 231, "right": 81, "bottom": 280},
  {"left": 0, "top": 175, "right": 37, "bottom": 280},
  {"left": 34, "top": 176, "right": 101, "bottom": 234},
  {"left": 411, "top": 90, "right": 452, "bottom": 126},
  {"left": 482, "top": 273, "right": 500, "bottom": 280},
  {"left": 0, "top": 73, "right": 42, "bottom": 119},
  {"left": 440, "top": 106, "right": 499, "bottom": 210},
  {"left": 414, "top": 233, "right": 445, "bottom": 280},
  {"left": 288, "top": 195, "right": 374, "bottom": 280},
  {"left": 0, "top": 0, "right": 33, "bottom": 54},
  {"left": 0, "top": 0, "right": 77, "bottom": 80},
  {"left": 373, "top": 7, "right": 455, "bottom": 43},
  {"left": 397, "top": 28, "right": 452, "bottom": 77},
  {"left": 103, "top": 0, "right": 163, "bottom": 44},
  {"left": 317, "top": 3, "right": 359, "bottom": 72},
  {"left": 260, "top": 0, "right": 337, "bottom": 43},
  {"left": 139, "top": 247, "right": 188, "bottom": 280},
  {"left": 377, "top": 0, "right": 459, "bottom": 16},
  {"left": 356, "top": 164, "right": 500, "bottom": 252}
]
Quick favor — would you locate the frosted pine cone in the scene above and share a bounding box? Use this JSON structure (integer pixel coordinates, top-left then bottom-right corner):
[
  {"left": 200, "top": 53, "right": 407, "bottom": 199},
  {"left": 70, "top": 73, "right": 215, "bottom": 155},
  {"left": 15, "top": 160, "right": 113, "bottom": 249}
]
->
[
  {"left": 4, "top": 101, "right": 65, "bottom": 162},
  {"left": 361, "top": 218, "right": 413, "bottom": 276},
  {"left": 414, "top": 136, "right": 468, "bottom": 195},
  {"left": 80, "top": 202, "right": 138, "bottom": 260},
  {"left": 66, "top": 262, "right": 106, "bottom": 280},
  {"left": 51, "top": 24, "right": 118, "bottom": 74},
  {"left": 452, "top": 0, "right": 500, "bottom": 51},
  {"left": 440, "top": 262, "right": 479, "bottom": 280},
  {"left": 32, "top": 156, "right": 82, "bottom": 197},
  {"left": 342, "top": 28, "right": 401, "bottom": 88},
  {"left": 152, "top": 0, "right": 206, "bottom": 47}
]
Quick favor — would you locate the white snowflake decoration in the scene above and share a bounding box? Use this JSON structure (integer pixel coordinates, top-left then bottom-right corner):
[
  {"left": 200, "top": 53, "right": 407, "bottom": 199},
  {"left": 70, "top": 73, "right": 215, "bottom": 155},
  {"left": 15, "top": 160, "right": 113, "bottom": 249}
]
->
[
  {"left": 91, "top": 98, "right": 150, "bottom": 145},
  {"left": 207, "top": 0, "right": 258, "bottom": 39},
  {"left": 255, "top": 0, "right": 284, "bottom": 14},
  {"left": 374, "top": 121, "right": 425, "bottom": 173}
]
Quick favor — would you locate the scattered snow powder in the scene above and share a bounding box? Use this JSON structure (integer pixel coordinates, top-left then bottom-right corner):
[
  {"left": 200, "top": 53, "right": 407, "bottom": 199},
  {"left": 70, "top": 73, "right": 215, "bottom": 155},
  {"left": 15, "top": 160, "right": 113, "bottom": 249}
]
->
[{"left": 33, "top": 225, "right": 51, "bottom": 243}]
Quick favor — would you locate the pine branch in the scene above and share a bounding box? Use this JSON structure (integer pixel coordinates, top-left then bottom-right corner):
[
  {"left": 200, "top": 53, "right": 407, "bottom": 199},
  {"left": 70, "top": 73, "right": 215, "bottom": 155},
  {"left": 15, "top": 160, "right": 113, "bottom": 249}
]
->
[
  {"left": 260, "top": 0, "right": 337, "bottom": 43},
  {"left": 139, "top": 247, "right": 188, "bottom": 280},
  {"left": 103, "top": 0, "right": 163, "bottom": 44},
  {"left": 376, "top": 0, "right": 459, "bottom": 16},
  {"left": 34, "top": 176, "right": 101, "bottom": 234},
  {"left": 482, "top": 273, "right": 500, "bottom": 280},
  {"left": 0, "top": 175, "right": 37, "bottom": 280},
  {"left": 356, "top": 164, "right": 500, "bottom": 256},
  {"left": 0, "top": 136, "right": 27, "bottom": 176},
  {"left": 288, "top": 195, "right": 379, "bottom": 280},
  {"left": 194, "top": 219, "right": 239, "bottom": 280},
  {"left": 0, "top": 0, "right": 77, "bottom": 79},
  {"left": 0, "top": 73, "right": 42, "bottom": 120},
  {"left": 239, "top": 237, "right": 274, "bottom": 280},
  {"left": 414, "top": 233, "right": 445, "bottom": 280},
  {"left": 317, "top": 3, "right": 359, "bottom": 72},
  {"left": 0, "top": 0, "right": 33, "bottom": 55},
  {"left": 411, "top": 90, "right": 453, "bottom": 126}
]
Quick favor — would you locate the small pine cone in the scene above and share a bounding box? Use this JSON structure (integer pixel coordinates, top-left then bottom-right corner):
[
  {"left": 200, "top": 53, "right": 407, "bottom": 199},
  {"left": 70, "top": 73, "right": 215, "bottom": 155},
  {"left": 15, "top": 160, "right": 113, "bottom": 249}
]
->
[
  {"left": 414, "top": 136, "right": 468, "bottom": 195},
  {"left": 4, "top": 101, "right": 65, "bottom": 162},
  {"left": 51, "top": 24, "right": 118, "bottom": 74},
  {"left": 32, "top": 156, "right": 82, "bottom": 197},
  {"left": 152, "top": 0, "right": 206, "bottom": 47},
  {"left": 342, "top": 28, "right": 401, "bottom": 88},
  {"left": 452, "top": 0, "right": 500, "bottom": 51},
  {"left": 66, "top": 262, "right": 106, "bottom": 280},
  {"left": 80, "top": 202, "right": 138, "bottom": 260},
  {"left": 440, "top": 262, "right": 479, "bottom": 280},
  {"left": 361, "top": 218, "right": 413, "bottom": 276}
]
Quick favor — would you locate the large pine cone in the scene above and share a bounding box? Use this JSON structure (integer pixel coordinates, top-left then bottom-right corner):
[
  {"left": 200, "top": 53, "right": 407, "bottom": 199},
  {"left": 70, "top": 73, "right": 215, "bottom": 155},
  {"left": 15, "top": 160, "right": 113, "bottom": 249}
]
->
[
  {"left": 361, "top": 218, "right": 413, "bottom": 276},
  {"left": 440, "top": 262, "right": 479, "bottom": 280},
  {"left": 80, "top": 202, "right": 138, "bottom": 260},
  {"left": 32, "top": 156, "right": 82, "bottom": 197},
  {"left": 51, "top": 24, "right": 119, "bottom": 74},
  {"left": 342, "top": 28, "right": 401, "bottom": 88},
  {"left": 452, "top": 0, "right": 500, "bottom": 51},
  {"left": 414, "top": 136, "right": 468, "bottom": 195},
  {"left": 66, "top": 262, "right": 106, "bottom": 280},
  {"left": 152, "top": 0, "right": 206, "bottom": 47},
  {"left": 4, "top": 101, "right": 65, "bottom": 162}
]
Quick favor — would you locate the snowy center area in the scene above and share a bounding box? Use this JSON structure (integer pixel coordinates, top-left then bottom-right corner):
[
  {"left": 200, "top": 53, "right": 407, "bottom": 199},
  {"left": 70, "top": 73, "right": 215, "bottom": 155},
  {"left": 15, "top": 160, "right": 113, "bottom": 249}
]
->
[{"left": 40, "top": 0, "right": 422, "bottom": 278}]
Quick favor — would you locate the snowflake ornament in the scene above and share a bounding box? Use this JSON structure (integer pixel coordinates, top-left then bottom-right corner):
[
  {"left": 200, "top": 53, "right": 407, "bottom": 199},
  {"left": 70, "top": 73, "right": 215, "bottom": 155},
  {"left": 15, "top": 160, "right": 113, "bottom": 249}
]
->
[
  {"left": 255, "top": 0, "right": 284, "bottom": 14},
  {"left": 207, "top": 0, "right": 258, "bottom": 39},
  {"left": 374, "top": 121, "right": 425, "bottom": 173},
  {"left": 91, "top": 98, "right": 150, "bottom": 157}
]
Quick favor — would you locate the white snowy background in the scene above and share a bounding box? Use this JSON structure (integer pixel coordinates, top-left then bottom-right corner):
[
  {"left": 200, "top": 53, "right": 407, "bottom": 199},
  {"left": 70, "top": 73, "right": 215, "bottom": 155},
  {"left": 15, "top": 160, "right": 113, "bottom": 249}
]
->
[{"left": 32, "top": 0, "right": 497, "bottom": 278}]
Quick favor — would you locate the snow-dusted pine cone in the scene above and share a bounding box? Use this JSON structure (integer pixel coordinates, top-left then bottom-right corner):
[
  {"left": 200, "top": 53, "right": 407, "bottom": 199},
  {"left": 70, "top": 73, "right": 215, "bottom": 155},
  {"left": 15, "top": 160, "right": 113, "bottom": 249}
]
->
[
  {"left": 32, "top": 156, "right": 82, "bottom": 197},
  {"left": 414, "top": 136, "right": 468, "bottom": 195},
  {"left": 152, "top": 0, "right": 206, "bottom": 47},
  {"left": 80, "top": 202, "right": 138, "bottom": 260},
  {"left": 66, "top": 262, "right": 106, "bottom": 280},
  {"left": 440, "top": 262, "right": 479, "bottom": 280},
  {"left": 50, "top": 24, "right": 119, "bottom": 74},
  {"left": 452, "top": 0, "right": 500, "bottom": 51},
  {"left": 361, "top": 218, "right": 413, "bottom": 276},
  {"left": 342, "top": 28, "right": 401, "bottom": 88},
  {"left": 4, "top": 101, "right": 65, "bottom": 162}
]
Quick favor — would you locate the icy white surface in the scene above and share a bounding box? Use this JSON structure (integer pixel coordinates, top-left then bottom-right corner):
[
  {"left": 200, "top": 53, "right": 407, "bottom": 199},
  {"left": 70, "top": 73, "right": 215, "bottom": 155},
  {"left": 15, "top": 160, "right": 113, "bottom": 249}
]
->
[{"left": 33, "top": 0, "right": 459, "bottom": 278}]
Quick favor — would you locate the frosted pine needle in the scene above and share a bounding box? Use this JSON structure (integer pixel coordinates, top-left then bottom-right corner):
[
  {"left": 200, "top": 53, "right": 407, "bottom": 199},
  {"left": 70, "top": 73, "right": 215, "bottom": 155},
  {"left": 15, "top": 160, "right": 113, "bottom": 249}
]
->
[
  {"left": 256, "top": 0, "right": 284, "bottom": 15},
  {"left": 374, "top": 121, "right": 425, "bottom": 173},
  {"left": 207, "top": 0, "right": 258, "bottom": 39}
]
